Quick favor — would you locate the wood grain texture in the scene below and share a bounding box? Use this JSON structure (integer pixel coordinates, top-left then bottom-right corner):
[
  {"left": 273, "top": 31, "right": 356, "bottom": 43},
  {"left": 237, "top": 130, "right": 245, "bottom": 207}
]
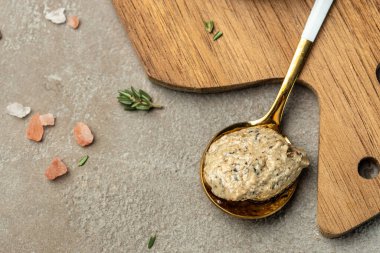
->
[{"left": 113, "top": 0, "right": 380, "bottom": 237}]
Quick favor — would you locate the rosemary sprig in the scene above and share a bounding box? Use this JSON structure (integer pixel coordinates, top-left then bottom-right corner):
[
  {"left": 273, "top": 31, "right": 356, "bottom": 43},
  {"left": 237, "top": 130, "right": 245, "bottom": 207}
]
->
[
  {"left": 204, "top": 20, "right": 214, "bottom": 33},
  {"left": 117, "top": 87, "right": 162, "bottom": 111}
]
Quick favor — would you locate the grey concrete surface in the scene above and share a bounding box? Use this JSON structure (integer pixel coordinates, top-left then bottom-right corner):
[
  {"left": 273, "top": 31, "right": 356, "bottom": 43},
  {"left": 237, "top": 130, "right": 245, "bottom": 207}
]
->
[{"left": 1, "top": 0, "right": 380, "bottom": 252}]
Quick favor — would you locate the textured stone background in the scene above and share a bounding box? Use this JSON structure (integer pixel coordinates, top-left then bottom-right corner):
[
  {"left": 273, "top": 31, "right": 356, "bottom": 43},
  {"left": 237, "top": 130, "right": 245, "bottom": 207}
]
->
[{"left": 1, "top": 0, "right": 380, "bottom": 252}]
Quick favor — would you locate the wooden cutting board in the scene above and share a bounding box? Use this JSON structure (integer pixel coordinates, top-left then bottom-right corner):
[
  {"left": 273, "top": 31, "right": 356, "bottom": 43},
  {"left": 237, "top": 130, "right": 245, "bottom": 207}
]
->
[{"left": 113, "top": 0, "right": 380, "bottom": 237}]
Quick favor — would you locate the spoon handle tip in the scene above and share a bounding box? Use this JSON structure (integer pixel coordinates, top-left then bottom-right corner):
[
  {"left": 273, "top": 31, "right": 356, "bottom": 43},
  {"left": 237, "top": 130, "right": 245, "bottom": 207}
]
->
[{"left": 302, "top": 0, "right": 335, "bottom": 42}]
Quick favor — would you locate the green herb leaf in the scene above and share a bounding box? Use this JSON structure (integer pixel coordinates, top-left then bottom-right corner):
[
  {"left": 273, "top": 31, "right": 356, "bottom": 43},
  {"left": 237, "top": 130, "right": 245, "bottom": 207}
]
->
[
  {"left": 139, "top": 89, "right": 152, "bottom": 100},
  {"left": 118, "top": 90, "right": 133, "bottom": 98},
  {"left": 118, "top": 99, "right": 134, "bottom": 105},
  {"left": 136, "top": 105, "right": 151, "bottom": 111},
  {"left": 213, "top": 31, "right": 223, "bottom": 41},
  {"left": 148, "top": 235, "right": 156, "bottom": 249},
  {"left": 78, "top": 155, "right": 89, "bottom": 167},
  {"left": 118, "top": 87, "right": 163, "bottom": 111},
  {"left": 131, "top": 86, "right": 140, "bottom": 98},
  {"left": 204, "top": 20, "right": 214, "bottom": 33},
  {"left": 124, "top": 107, "right": 136, "bottom": 111},
  {"left": 131, "top": 102, "right": 140, "bottom": 108}
]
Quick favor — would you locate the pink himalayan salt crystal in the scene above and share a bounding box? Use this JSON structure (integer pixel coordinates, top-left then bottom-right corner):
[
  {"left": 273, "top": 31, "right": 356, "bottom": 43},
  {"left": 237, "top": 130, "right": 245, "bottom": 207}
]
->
[
  {"left": 45, "top": 157, "right": 68, "bottom": 180},
  {"left": 39, "top": 113, "right": 55, "bottom": 126},
  {"left": 67, "top": 16, "right": 80, "bottom": 29},
  {"left": 26, "top": 113, "right": 44, "bottom": 142},
  {"left": 73, "top": 122, "right": 94, "bottom": 147}
]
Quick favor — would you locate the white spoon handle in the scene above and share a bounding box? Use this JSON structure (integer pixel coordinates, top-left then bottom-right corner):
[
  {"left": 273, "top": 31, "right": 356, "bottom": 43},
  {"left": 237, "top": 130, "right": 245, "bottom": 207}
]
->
[{"left": 302, "top": 0, "right": 335, "bottom": 42}]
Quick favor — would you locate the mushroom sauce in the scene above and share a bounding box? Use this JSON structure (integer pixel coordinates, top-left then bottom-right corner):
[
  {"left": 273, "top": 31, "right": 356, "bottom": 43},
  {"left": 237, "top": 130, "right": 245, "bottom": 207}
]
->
[{"left": 203, "top": 127, "right": 309, "bottom": 201}]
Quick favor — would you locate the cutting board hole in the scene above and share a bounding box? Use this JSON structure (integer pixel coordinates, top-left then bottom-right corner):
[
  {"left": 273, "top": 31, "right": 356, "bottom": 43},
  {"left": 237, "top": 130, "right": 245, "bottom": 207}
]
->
[
  {"left": 358, "top": 157, "right": 379, "bottom": 179},
  {"left": 377, "top": 64, "right": 380, "bottom": 84}
]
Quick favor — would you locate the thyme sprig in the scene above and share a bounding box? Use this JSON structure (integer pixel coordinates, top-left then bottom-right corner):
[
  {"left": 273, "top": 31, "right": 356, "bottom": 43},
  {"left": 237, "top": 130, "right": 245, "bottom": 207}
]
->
[{"left": 118, "top": 87, "right": 162, "bottom": 111}]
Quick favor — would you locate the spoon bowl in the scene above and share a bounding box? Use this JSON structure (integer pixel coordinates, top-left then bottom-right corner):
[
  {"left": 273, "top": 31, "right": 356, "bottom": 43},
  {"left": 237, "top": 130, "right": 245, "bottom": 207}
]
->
[{"left": 200, "top": 121, "right": 298, "bottom": 219}]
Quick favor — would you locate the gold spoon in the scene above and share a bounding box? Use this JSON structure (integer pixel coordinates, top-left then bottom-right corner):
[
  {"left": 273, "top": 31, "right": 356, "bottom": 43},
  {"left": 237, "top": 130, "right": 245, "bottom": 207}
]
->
[{"left": 200, "top": 0, "right": 334, "bottom": 219}]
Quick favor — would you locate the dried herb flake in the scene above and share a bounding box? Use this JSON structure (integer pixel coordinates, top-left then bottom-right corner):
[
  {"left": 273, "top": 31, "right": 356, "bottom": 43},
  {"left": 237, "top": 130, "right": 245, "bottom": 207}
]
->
[
  {"left": 78, "top": 155, "right": 89, "bottom": 167},
  {"left": 148, "top": 235, "right": 156, "bottom": 249},
  {"left": 213, "top": 31, "right": 223, "bottom": 41},
  {"left": 204, "top": 20, "right": 214, "bottom": 33}
]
